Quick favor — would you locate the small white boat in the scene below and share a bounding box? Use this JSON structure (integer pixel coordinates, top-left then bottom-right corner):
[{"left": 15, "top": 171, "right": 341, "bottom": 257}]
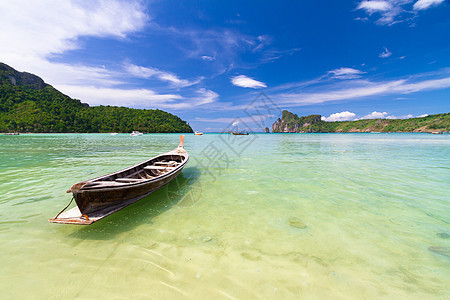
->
[
  {"left": 194, "top": 132, "right": 203, "bottom": 136},
  {"left": 131, "top": 131, "right": 143, "bottom": 136},
  {"left": 110, "top": 133, "right": 118, "bottom": 136}
]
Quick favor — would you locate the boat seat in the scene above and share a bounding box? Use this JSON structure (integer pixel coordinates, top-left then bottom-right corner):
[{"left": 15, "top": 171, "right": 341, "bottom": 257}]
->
[
  {"left": 154, "top": 161, "right": 178, "bottom": 166},
  {"left": 84, "top": 181, "right": 125, "bottom": 187},
  {"left": 115, "top": 178, "right": 147, "bottom": 182},
  {"left": 144, "top": 166, "right": 176, "bottom": 170}
]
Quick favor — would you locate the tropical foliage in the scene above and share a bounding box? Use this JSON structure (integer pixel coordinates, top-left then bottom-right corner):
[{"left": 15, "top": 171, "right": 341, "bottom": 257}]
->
[
  {"left": 273, "top": 110, "right": 449, "bottom": 133},
  {"left": 0, "top": 63, "right": 193, "bottom": 133}
]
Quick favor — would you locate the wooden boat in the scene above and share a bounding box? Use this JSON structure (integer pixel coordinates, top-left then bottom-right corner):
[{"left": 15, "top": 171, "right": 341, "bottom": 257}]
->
[
  {"left": 231, "top": 131, "right": 249, "bottom": 135},
  {"left": 49, "top": 135, "right": 189, "bottom": 225},
  {"left": 194, "top": 132, "right": 203, "bottom": 135}
]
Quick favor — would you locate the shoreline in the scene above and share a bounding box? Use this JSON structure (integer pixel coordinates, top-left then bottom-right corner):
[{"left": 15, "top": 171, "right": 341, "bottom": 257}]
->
[{"left": 2, "top": 131, "right": 447, "bottom": 135}]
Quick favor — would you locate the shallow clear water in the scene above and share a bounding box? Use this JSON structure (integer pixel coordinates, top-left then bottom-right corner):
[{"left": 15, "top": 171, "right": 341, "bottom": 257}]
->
[{"left": 0, "top": 133, "right": 449, "bottom": 299}]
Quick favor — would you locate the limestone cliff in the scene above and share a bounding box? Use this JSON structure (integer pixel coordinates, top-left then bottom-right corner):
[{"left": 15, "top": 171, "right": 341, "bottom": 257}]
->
[
  {"left": 271, "top": 109, "right": 449, "bottom": 133},
  {"left": 0, "top": 62, "right": 48, "bottom": 90},
  {"left": 272, "top": 110, "right": 322, "bottom": 132}
]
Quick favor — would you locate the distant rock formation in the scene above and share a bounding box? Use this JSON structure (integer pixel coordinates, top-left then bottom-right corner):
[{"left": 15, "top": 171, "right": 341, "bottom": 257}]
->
[
  {"left": 271, "top": 109, "right": 449, "bottom": 133},
  {"left": 272, "top": 111, "right": 322, "bottom": 132}
]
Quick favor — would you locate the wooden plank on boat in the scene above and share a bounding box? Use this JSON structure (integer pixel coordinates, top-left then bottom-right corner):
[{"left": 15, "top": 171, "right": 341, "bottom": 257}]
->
[
  {"left": 144, "top": 166, "right": 176, "bottom": 170},
  {"left": 154, "top": 161, "right": 177, "bottom": 165},
  {"left": 84, "top": 181, "right": 125, "bottom": 186},
  {"left": 115, "top": 178, "right": 147, "bottom": 182}
]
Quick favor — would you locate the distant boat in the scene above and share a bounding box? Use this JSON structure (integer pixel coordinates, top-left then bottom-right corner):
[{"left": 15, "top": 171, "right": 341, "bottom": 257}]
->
[
  {"left": 431, "top": 131, "right": 443, "bottom": 134},
  {"left": 231, "top": 125, "right": 249, "bottom": 135},
  {"left": 49, "top": 135, "right": 189, "bottom": 225},
  {"left": 3, "top": 132, "right": 19, "bottom": 135},
  {"left": 110, "top": 133, "right": 118, "bottom": 136},
  {"left": 194, "top": 132, "right": 203, "bottom": 135},
  {"left": 130, "top": 131, "right": 143, "bottom": 136}
]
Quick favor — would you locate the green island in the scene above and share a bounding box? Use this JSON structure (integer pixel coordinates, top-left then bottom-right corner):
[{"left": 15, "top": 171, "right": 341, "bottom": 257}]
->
[
  {"left": 0, "top": 63, "right": 193, "bottom": 133},
  {"left": 272, "top": 110, "right": 449, "bottom": 133}
]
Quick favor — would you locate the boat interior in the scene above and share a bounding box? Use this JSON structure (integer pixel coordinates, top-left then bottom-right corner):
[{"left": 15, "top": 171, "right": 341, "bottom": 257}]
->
[{"left": 82, "top": 154, "right": 185, "bottom": 188}]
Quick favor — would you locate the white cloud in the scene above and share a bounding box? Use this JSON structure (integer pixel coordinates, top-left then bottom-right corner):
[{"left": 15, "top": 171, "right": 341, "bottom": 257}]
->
[
  {"left": 55, "top": 85, "right": 219, "bottom": 110},
  {"left": 361, "top": 111, "right": 389, "bottom": 119},
  {"left": 0, "top": 0, "right": 148, "bottom": 82},
  {"left": 321, "top": 111, "right": 357, "bottom": 122},
  {"left": 274, "top": 75, "right": 450, "bottom": 107},
  {"left": 194, "top": 88, "right": 219, "bottom": 105},
  {"left": 322, "top": 111, "right": 421, "bottom": 122},
  {"left": 252, "top": 35, "right": 272, "bottom": 52},
  {"left": 385, "top": 114, "right": 414, "bottom": 119},
  {"left": 124, "top": 64, "right": 201, "bottom": 88},
  {"left": 328, "top": 67, "right": 366, "bottom": 79},
  {"left": 355, "top": 0, "right": 438, "bottom": 25},
  {"left": 359, "top": 112, "right": 417, "bottom": 119},
  {"left": 259, "top": 48, "right": 302, "bottom": 63},
  {"left": 125, "top": 64, "right": 160, "bottom": 78},
  {"left": 357, "top": 1, "right": 393, "bottom": 13},
  {"left": 379, "top": 47, "right": 392, "bottom": 58},
  {"left": 418, "top": 114, "right": 429, "bottom": 117},
  {"left": 413, "top": 0, "right": 445, "bottom": 10},
  {"left": 56, "top": 85, "right": 183, "bottom": 108},
  {"left": 12, "top": 59, "right": 124, "bottom": 87},
  {"left": 201, "top": 55, "right": 215, "bottom": 61},
  {"left": 231, "top": 75, "right": 267, "bottom": 88},
  {"left": 278, "top": 80, "right": 406, "bottom": 105},
  {"left": 143, "top": 88, "right": 218, "bottom": 110},
  {"left": 356, "top": 1, "right": 401, "bottom": 25}
]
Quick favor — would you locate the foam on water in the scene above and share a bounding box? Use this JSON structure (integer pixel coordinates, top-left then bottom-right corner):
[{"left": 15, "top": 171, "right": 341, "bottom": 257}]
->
[{"left": 0, "top": 133, "right": 449, "bottom": 299}]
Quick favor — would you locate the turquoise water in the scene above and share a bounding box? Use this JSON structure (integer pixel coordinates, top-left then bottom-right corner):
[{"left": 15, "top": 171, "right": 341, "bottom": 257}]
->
[{"left": 0, "top": 133, "right": 449, "bottom": 299}]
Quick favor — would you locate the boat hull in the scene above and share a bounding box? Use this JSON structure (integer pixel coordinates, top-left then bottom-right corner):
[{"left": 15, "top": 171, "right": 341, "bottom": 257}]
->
[
  {"left": 73, "top": 168, "right": 182, "bottom": 215},
  {"left": 49, "top": 136, "right": 188, "bottom": 225}
]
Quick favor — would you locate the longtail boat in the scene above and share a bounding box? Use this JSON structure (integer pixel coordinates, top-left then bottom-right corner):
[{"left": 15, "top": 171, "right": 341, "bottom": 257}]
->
[{"left": 49, "top": 135, "right": 189, "bottom": 225}]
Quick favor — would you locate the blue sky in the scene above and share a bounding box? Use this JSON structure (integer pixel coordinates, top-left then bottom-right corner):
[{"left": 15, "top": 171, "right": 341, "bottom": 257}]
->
[{"left": 0, "top": 0, "right": 449, "bottom": 131}]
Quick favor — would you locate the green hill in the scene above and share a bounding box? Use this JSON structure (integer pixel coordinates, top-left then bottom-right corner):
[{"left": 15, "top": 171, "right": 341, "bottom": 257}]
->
[
  {"left": 272, "top": 110, "right": 449, "bottom": 133},
  {"left": 0, "top": 63, "right": 193, "bottom": 133}
]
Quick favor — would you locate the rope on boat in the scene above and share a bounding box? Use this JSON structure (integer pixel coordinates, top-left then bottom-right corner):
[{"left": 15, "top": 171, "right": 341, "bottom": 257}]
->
[{"left": 54, "top": 196, "right": 74, "bottom": 219}]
